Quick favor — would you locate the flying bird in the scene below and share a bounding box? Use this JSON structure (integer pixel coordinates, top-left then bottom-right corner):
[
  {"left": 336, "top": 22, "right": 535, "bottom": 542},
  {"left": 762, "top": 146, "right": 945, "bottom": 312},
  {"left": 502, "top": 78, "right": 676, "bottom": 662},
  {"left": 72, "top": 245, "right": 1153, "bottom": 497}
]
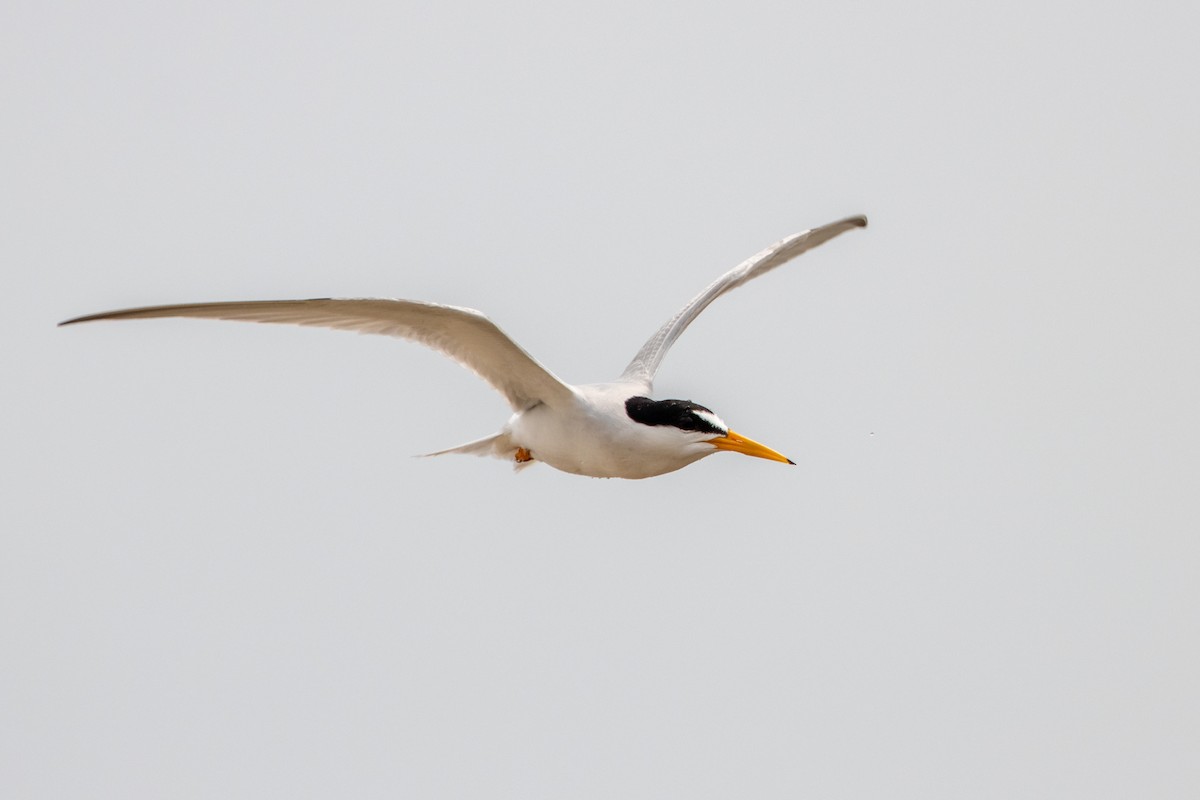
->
[{"left": 61, "top": 215, "right": 866, "bottom": 479}]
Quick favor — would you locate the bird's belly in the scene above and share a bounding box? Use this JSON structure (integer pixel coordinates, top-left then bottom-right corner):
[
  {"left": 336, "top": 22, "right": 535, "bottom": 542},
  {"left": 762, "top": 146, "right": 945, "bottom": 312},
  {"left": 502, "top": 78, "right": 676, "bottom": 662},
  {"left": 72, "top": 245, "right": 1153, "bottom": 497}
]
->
[{"left": 510, "top": 404, "right": 695, "bottom": 479}]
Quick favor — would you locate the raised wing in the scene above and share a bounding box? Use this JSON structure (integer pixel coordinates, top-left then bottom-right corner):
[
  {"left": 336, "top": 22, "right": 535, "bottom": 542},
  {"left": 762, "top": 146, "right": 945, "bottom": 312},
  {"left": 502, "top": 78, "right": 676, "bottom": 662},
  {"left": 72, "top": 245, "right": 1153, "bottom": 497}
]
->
[
  {"left": 60, "top": 298, "right": 576, "bottom": 411},
  {"left": 619, "top": 215, "right": 867, "bottom": 388}
]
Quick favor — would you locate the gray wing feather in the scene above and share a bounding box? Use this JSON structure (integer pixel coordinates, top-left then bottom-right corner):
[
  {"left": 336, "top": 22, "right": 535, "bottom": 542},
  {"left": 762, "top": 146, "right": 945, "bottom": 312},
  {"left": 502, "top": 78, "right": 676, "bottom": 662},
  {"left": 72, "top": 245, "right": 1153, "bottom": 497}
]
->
[
  {"left": 619, "top": 215, "right": 867, "bottom": 388},
  {"left": 60, "top": 298, "right": 575, "bottom": 411}
]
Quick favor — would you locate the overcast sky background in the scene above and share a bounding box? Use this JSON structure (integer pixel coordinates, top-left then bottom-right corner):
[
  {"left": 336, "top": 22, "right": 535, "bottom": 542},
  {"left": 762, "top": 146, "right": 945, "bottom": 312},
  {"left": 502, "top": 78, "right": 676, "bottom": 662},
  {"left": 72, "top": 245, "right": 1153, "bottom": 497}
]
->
[{"left": 3, "top": 1, "right": 1199, "bottom": 797}]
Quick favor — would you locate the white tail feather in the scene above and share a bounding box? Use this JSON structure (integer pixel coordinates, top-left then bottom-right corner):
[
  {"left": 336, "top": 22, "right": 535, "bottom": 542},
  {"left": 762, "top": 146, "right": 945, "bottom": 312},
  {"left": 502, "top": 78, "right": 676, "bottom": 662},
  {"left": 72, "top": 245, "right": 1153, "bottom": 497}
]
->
[
  {"left": 420, "top": 432, "right": 516, "bottom": 461},
  {"left": 421, "top": 432, "right": 537, "bottom": 473}
]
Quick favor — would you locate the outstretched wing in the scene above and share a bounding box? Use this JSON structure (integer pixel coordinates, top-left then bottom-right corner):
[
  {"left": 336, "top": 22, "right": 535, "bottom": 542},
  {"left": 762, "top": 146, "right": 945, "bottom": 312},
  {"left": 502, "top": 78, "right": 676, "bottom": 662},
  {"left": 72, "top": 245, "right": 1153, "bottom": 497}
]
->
[
  {"left": 619, "top": 215, "right": 867, "bottom": 388},
  {"left": 60, "top": 298, "right": 576, "bottom": 411}
]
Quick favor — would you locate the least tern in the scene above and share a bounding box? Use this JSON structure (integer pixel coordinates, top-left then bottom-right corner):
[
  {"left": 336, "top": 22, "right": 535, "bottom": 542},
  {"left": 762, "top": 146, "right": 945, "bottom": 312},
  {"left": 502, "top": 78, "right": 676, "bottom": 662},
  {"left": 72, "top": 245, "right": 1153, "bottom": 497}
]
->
[{"left": 61, "top": 215, "right": 866, "bottom": 479}]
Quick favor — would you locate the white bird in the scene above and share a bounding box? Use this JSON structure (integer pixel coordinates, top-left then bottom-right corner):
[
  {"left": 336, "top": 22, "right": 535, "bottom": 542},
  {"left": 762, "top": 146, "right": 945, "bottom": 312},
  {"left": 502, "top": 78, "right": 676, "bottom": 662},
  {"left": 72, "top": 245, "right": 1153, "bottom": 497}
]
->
[{"left": 61, "top": 215, "right": 866, "bottom": 479}]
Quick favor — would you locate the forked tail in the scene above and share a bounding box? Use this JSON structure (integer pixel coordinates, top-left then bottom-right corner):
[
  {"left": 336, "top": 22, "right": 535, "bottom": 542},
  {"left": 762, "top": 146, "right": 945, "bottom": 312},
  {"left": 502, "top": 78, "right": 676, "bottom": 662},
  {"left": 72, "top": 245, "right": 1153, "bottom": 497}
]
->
[{"left": 419, "top": 432, "right": 534, "bottom": 472}]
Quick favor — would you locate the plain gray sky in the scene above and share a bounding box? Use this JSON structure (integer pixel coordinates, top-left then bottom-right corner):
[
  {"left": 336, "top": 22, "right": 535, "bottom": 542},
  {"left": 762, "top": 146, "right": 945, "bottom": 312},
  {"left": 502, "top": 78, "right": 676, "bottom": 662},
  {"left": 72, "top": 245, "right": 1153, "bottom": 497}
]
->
[{"left": 3, "top": 1, "right": 1198, "bottom": 797}]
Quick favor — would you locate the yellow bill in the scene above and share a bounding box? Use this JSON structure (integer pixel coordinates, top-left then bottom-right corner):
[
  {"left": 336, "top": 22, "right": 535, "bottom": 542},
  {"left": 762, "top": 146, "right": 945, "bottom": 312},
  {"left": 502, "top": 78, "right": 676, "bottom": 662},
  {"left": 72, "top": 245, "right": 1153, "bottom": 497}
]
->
[{"left": 710, "top": 430, "right": 794, "bottom": 465}]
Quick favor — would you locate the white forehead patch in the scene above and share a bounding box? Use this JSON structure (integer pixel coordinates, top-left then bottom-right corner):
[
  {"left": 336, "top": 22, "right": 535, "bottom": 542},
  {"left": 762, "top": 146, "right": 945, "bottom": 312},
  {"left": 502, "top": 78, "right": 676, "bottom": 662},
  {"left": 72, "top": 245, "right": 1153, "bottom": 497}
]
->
[{"left": 694, "top": 409, "right": 728, "bottom": 433}]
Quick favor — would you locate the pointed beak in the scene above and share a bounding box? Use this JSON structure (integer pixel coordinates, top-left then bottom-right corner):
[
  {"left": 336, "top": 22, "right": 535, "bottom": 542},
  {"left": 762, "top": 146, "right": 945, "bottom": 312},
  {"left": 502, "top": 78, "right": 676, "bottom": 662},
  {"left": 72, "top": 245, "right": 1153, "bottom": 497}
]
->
[{"left": 709, "top": 430, "right": 794, "bottom": 465}]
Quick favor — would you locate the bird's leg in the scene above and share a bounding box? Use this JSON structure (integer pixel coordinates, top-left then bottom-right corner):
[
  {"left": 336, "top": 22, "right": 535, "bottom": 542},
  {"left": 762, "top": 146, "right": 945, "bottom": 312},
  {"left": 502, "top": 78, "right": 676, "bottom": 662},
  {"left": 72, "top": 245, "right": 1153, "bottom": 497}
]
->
[{"left": 514, "top": 447, "right": 534, "bottom": 463}]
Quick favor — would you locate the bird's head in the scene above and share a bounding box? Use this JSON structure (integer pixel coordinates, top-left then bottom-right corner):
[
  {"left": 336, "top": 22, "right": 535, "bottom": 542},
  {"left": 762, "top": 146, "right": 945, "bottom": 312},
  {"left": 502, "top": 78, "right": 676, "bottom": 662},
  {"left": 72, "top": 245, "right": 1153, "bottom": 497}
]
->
[{"left": 624, "top": 396, "right": 794, "bottom": 466}]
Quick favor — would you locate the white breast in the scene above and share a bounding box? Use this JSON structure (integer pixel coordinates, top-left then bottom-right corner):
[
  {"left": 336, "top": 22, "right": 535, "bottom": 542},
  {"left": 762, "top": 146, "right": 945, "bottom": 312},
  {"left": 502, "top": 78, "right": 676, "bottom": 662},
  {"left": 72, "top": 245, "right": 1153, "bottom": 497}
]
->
[{"left": 507, "top": 383, "right": 713, "bottom": 479}]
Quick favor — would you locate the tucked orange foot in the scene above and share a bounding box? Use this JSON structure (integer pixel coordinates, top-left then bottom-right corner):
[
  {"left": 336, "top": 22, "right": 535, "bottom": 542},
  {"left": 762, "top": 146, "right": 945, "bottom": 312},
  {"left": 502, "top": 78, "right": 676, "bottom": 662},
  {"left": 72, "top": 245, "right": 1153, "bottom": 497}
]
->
[{"left": 515, "top": 447, "right": 534, "bottom": 463}]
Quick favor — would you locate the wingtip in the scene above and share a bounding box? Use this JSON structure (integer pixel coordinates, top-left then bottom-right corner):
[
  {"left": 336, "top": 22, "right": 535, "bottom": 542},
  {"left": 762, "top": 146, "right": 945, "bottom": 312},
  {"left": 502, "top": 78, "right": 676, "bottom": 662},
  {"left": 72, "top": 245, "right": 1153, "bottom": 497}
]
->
[
  {"left": 849, "top": 214, "right": 868, "bottom": 228},
  {"left": 58, "top": 311, "right": 116, "bottom": 327}
]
